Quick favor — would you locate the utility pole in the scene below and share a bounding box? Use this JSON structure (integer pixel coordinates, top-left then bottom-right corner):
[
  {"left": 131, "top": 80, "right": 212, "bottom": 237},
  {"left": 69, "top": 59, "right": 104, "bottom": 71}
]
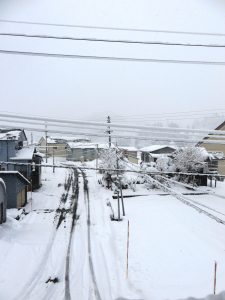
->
[
  {"left": 116, "top": 148, "right": 123, "bottom": 220},
  {"left": 116, "top": 148, "right": 125, "bottom": 217},
  {"left": 45, "top": 122, "right": 48, "bottom": 163},
  {"left": 106, "top": 116, "right": 112, "bottom": 148},
  {"left": 30, "top": 132, "right": 33, "bottom": 145},
  {"left": 53, "top": 147, "right": 55, "bottom": 173},
  {"left": 96, "top": 144, "right": 99, "bottom": 170}
]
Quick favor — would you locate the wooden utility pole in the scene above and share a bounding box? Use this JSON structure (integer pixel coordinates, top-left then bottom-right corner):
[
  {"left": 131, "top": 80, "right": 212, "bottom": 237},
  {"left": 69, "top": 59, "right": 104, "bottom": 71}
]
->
[{"left": 106, "top": 116, "right": 112, "bottom": 148}]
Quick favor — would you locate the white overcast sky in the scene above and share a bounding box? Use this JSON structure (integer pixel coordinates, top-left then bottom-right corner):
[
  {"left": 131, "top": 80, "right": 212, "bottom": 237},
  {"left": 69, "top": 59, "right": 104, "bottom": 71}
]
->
[{"left": 0, "top": 0, "right": 225, "bottom": 123}]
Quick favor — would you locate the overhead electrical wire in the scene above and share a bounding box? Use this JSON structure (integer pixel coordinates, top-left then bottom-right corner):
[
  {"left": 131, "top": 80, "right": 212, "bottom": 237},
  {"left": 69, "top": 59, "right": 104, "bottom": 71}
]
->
[
  {"left": 0, "top": 117, "right": 223, "bottom": 139},
  {"left": 0, "top": 122, "right": 225, "bottom": 145},
  {"left": 0, "top": 19, "right": 225, "bottom": 37},
  {"left": 1, "top": 32, "right": 225, "bottom": 48},
  {"left": 1, "top": 161, "right": 225, "bottom": 178},
  {"left": 113, "top": 108, "right": 225, "bottom": 118},
  {"left": 0, "top": 49, "right": 225, "bottom": 66},
  {"left": 0, "top": 111, "right": 225, "bottom": 135}
]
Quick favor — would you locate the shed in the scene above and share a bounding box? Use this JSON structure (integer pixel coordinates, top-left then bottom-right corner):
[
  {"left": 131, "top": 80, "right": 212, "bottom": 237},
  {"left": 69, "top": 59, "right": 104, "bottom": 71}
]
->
[
  {"left": 10, "top": 147, "right": 42, "bottom": 190},
  {"left": 0, "top": 179, "right": 6, "bottom": 224},
  {"left": 0, "top": 171, "right": 30, "bottom": 208}
]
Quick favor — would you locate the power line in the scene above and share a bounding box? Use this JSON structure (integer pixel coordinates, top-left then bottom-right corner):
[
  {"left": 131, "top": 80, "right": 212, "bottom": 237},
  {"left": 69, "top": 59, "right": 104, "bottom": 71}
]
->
[
  {"left": 0, "top": 48, "right": 225, "bottom": 66},
  {"left": 0, "top": 19, "right": 225, "bottom": 37},
  {"left": 112, "top": 114, "right": 225, "bottom": 123},
  {"left": 1, "top": 111, "right": 225, "bottom": 135},
  {"left": 1, "top": 117, "right": 224, "bottom": 139},
  {"left": 1, "top": 122, "right": 225, "bottom": 145},
  {"left": 1, "top": 32, "right": 225, "bottom": 48},
  {"left": 113, "top": 108, "right": 225, "bottom": 118},
  {"left": 1, "top": 161, "right": 225, "bottom": 177}
]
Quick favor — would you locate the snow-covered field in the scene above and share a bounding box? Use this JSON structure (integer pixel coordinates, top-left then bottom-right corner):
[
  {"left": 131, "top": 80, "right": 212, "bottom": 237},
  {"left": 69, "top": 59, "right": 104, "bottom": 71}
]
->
[{"left": 0, "top": 160, "right": 225, "bottom": 300}]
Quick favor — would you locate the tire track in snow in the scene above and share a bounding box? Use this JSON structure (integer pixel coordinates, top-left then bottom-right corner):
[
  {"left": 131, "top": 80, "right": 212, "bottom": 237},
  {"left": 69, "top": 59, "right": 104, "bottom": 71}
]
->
[
  {"left": 15, "top": 169, "right": 74, "bottom": 300},
  {"left": 65, "top": 169, "right": 79, "bottom": 300},
  {"left": 80, "top": 169, "right": 102, "bottom": 300}
]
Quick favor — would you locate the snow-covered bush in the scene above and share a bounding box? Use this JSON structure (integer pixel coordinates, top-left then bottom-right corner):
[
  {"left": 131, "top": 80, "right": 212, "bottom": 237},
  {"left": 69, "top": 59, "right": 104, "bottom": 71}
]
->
[
  {"left": 156, "top": 155, "right": 174, "bottom": 172},
  {"left": 173, "top": 146, "right": 207, "bottom": 173}
]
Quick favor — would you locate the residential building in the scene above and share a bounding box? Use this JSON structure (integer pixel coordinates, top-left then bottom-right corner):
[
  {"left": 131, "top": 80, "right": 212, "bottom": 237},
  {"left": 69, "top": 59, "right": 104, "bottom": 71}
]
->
[
  {"left": 198, "top": 121, "right": 225, "bottom": 175},
  {"left": 118, "top": 146, "right": 138, "bottom": 164},
  {"left": 140, "top": 145, "right": 176, "bottom": 163},
  {"left": 67, "top": 142, "right": 111, "bottom": 161},
  {"left": 0, "top": 129, "right": 42, "bottom": 189},
  {"left": 38, "top": 136, "right": 90, "bottom": 157}
]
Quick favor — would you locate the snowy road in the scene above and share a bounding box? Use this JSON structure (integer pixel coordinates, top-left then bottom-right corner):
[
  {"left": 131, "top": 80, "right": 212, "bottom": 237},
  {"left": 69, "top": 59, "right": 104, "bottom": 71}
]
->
[{"left": 1, "top": 163, "right": 225, "bottom": 300}]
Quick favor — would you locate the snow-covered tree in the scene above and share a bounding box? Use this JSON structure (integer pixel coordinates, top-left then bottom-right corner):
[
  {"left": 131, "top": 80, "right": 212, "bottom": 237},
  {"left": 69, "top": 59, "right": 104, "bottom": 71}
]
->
[
  {"left": 156, "top": 155, "right": 174, "bottom": 172},
  {"left": 173, "top": 146, "right": 208, "bottom": 173},
  {"left": 99, "top": 148, "right": 125, "bottom": 189}
]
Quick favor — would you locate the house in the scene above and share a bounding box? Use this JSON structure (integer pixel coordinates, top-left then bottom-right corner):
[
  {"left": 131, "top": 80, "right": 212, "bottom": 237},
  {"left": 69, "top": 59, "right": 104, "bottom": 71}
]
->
[
  {"left": 140, "top": 145, "right": 176, "bottom": 163},
  {"left": 0, "top": 179, "right": 6, "bottom": 224},
  {"left": 197, "top": 121, "right": 225, "bottom": 175},
  {"left": 0, "top": 129, "right": 42, "bottom": 189},
  {"left": 0, "top": 171, "right": 30, "bottom": 208},
  {"left": 67, "top": 142, "right": 111, "bottom": 161},
  {"left": 118, "top": 146, "right": 138, "bottom": 164},
  {"left": 38, "top": 136, "right": 91, "bottom": 157},
  {"left": 0, "top": 129, "right": 27, "bottom": 150}
]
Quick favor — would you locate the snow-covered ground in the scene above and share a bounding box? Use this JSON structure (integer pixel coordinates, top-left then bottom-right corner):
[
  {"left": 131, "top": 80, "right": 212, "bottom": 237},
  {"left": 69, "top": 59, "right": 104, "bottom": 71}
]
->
[{"left": 0, "top": 159, "right": 225, "bottom": 300}]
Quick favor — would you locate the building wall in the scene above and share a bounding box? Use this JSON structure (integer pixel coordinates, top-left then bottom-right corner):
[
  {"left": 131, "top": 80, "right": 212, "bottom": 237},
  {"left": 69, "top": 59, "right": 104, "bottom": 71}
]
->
[
  {"left": 0, "top": 140, "right": 16, "bottom": 163},
  {"left": 38, "top": 141, "right": 67, "bottom": 157},
  {"left": 218, "top": 159, "right": 225, "bottom": 175},
  {"left": 201, "top": 123, "right": 225, "bottom": 174},
  {"left": 0, "top": 181, "right": 6, "bottom": 223},
  {"left": 0, "top": 175, "right": 27, "bottom": 208},
  {"left": 67, "top": 148, "right": 97, "bottom": 161}
]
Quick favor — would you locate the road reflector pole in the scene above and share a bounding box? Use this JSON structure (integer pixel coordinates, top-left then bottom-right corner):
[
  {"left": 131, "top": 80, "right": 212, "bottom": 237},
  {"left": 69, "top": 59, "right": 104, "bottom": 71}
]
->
[
  {"left": 126, "top": 220, "right": 130, "bottom": 279},
  {"left": 214, "top": 261, "right": 217, "bottom": 295}
]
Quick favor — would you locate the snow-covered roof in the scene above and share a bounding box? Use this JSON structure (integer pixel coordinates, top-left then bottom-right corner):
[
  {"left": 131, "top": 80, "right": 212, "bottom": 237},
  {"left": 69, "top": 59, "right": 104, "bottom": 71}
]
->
[
  {"left": 140, "top": 145, "right": 176, "bottom": 153},
  {"left": 0, "top": 171, "right": 30, "bottom": 185},
  {"left": 10, "top": 146, "right": 35, "bottom": 161},
  {"left": 46, "top": 136, "right": 91, "bottom": 144},
  {"left": 119, "top": 146, "right": 138, "bottom": 152},
  {"left": 52, "top": 135, "right": 90, "bottom": 142},
  {"left": 208, "top": 151, "right": 224, "bottom": 159},
  {"left": 68, "top": 142, "right": 114, "bottom": 149},
  {"left": 0, "top": 130, "right": 22, "bottom": 141}
]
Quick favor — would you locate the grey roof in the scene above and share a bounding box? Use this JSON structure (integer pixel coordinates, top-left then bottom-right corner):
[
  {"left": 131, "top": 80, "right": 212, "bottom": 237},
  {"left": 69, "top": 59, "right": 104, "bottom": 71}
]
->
[{"left": 0, "top": 171, "right": 30, "bottom": 185}]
